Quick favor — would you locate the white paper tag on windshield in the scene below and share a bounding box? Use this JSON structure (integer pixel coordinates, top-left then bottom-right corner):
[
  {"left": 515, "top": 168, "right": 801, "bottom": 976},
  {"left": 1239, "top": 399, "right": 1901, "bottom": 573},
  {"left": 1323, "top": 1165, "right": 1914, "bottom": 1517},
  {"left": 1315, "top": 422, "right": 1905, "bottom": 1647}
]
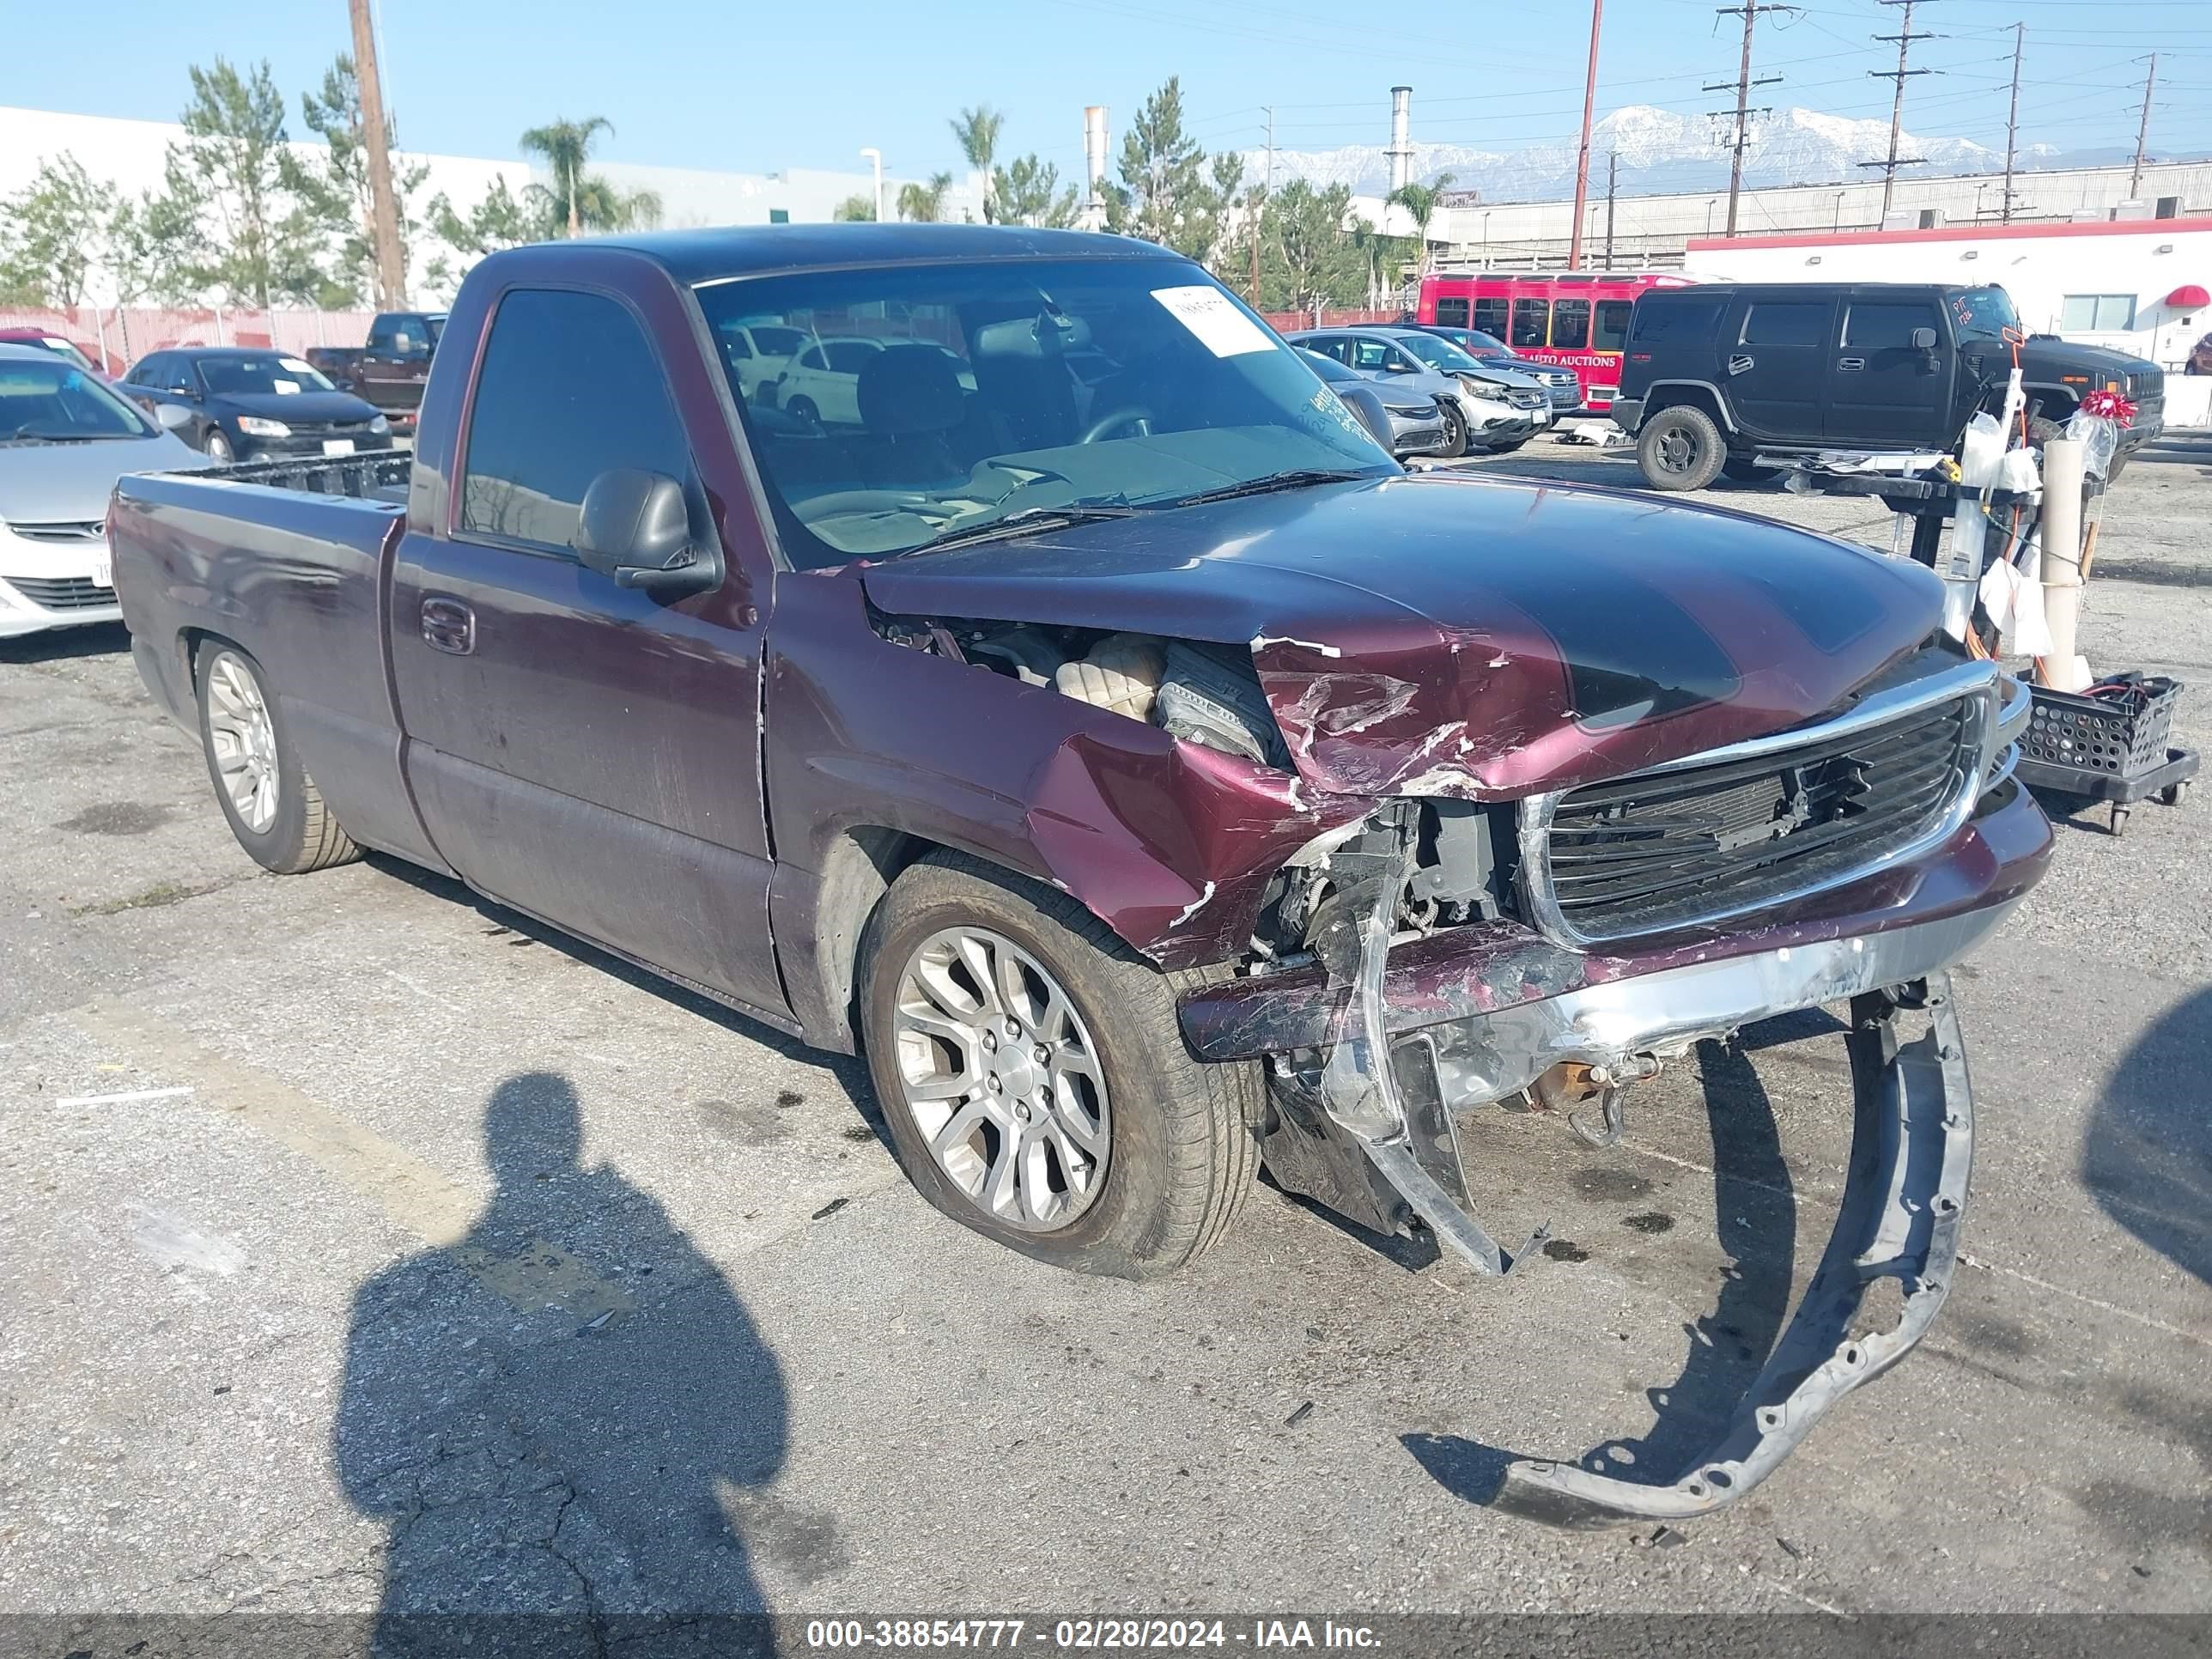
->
[
  {"left": 1152, "top": 285, "right": 1273, "bottom": 358},
  {"left": 279, "top": 357, "right": 313, "bottom": 373},
  {"left": 272, "top": 379, "right": 301, "bottom": 394}
]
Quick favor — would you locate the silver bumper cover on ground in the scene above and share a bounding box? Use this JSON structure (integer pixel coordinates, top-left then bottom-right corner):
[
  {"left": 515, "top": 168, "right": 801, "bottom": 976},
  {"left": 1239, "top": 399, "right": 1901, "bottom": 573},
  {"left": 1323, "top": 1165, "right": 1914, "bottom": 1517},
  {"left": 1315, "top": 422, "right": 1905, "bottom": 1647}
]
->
[{"left": 1490, "top": 980, "right": 1972, "bottom": 1527}]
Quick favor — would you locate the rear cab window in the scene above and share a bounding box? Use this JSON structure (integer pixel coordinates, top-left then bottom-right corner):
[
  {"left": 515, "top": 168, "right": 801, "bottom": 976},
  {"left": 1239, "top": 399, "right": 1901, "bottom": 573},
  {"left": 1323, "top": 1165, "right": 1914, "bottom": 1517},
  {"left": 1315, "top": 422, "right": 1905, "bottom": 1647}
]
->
[{"left": 457, "top": 288, "right": 707, "bottom": 554}]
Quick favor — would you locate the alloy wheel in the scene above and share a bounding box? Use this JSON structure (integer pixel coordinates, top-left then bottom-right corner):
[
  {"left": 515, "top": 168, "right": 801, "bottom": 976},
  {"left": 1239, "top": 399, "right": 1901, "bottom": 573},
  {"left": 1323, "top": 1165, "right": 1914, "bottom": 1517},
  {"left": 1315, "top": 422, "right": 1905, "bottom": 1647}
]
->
[
  {"left": 890, "top": 926, "right": 1112, "bottom": 1233},
  {"left": 205, "top": 653, "right": 279, "bottom": 833}
]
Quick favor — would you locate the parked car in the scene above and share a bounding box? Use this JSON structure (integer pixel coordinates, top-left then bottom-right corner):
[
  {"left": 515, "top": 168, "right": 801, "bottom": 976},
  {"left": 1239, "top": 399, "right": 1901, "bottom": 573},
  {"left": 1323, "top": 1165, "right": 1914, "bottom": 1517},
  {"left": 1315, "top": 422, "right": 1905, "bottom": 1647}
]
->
[
  {"left": 1614, "top": 282, "right": 2166, "bottom": 490},
  {"left": 0, "top": 343, "right": 210, "bottom": 640},
  {"left": 303, "top": 309, "right": 447, "bottom": 434},
  {"left": 109, "top": 224, "right": 2048, "bottom": 1527},
  {"left": 1401, "top": 323, "right": 1583, "bottom": 411},
  {"left": 117, "top": 348, "right": 395, "bottom": 465},
  {"left": 762, "top": 334, "right": 975, "bottom": 428},
  {"left": 714, "top": 319, "right": 813, "bottom": 402},
  {"left": 0, "top": 328, "right": 102, "bottom": 376},
  {"left": 1289, "top": 326, "right": 1547, "bottom": 454},
  {"left": 1299, "top": 347, "right": 1448, "bottom": 458}
]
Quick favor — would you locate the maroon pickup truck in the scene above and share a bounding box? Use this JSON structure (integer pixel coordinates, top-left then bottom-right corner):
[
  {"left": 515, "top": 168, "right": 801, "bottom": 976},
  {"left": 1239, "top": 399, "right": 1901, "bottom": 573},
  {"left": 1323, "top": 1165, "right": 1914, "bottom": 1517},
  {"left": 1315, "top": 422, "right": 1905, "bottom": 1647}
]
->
[{"left": 108, "top": 224, "right": 2050, "bottom": 1528}]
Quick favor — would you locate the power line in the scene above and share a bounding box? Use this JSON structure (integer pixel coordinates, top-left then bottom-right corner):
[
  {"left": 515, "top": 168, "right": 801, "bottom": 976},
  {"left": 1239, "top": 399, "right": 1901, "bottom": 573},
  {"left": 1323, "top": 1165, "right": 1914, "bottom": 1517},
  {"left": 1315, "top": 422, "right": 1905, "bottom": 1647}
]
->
[
  {"left": 1862, "top": 0, "right": 1942, "bottom": 217},
  {"left": 2001, "top": 21, "right": 2023, "bottom": 222},
  {"left": 2130, "top": 52, "right": 2158, "bottom": 197},
  {"left": 1707, "top": 3, "right": 1797, "bottom": 236}
]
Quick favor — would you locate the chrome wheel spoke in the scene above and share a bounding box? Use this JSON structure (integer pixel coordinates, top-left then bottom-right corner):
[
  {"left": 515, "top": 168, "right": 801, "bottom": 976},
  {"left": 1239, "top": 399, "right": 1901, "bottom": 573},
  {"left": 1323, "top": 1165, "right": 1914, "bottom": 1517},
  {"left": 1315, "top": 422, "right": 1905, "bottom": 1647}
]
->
[{"left": 206, "top": 653, "right": 278, "bottom": 833}]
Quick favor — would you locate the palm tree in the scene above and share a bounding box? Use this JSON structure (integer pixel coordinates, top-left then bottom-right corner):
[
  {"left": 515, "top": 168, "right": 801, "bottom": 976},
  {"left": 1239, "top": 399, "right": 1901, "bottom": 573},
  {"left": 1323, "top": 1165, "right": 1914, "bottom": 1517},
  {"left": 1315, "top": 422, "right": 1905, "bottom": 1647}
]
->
[
  {"left": 949, "top": 105, "right": 1006, "bottom": 223},
  {"left": 520, "top": 116, "right": 614, "bottom": 237},
  {"left": 896, "top": 171, "right": 955, "bottom": 223},
  {"left": 1385, "top": 170, "right": 1455, "bottom": 281}
]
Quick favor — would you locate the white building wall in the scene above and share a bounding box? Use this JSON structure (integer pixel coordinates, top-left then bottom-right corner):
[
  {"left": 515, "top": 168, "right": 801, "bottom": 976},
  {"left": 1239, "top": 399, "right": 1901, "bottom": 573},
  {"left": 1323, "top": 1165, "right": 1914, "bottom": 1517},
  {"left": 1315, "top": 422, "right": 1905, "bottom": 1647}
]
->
[
  {"left": 0, "top": 106, "right": 983, "bottom": 303},
  {"left": 1426, "top": 161, "right": 2212, "bottom": 274}
]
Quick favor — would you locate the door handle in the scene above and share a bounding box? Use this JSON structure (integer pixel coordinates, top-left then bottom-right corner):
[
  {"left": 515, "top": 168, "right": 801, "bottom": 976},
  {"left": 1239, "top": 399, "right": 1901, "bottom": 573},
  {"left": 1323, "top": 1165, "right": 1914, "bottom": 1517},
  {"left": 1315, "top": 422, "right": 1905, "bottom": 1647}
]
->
[
  {"left": 1837, "top": 357, "right": 1867, "bottom": 372},
  {"left": 421, "top": 595, "right": 475, "bottom": 655}
]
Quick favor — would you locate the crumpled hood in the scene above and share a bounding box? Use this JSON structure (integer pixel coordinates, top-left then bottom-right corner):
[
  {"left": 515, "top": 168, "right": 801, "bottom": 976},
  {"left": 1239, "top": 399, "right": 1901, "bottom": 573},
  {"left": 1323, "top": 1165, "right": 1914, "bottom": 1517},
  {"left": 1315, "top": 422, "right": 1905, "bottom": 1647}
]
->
[
  {"left": 857, "top": 471, "right": 1943, "bottom": 800},
  {"left": 0, "top": 434, "right": 209, "bottom": 524}
]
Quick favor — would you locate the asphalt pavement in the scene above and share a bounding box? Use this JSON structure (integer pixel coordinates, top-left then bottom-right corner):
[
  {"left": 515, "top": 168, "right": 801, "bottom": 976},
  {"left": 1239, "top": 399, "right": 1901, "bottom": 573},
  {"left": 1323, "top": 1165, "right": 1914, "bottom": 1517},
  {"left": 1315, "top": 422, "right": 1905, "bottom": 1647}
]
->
[{"left": 2, "top": 434, "right": 2207, "bottom": 1634}]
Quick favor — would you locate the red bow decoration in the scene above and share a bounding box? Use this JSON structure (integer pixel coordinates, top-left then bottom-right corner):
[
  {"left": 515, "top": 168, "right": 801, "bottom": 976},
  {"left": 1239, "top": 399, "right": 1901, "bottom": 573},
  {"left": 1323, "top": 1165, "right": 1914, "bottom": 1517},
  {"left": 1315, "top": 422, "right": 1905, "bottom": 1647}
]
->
[{"left": 2080, "top": 387, "right": 2137, "bottom": 428}]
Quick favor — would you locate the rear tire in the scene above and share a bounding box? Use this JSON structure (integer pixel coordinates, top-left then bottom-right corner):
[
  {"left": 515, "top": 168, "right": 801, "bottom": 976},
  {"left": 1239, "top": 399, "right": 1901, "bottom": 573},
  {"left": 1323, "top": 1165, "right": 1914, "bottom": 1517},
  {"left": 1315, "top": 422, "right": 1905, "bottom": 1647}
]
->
[
  {"left": 1637, "top": 404, "right": 1727, "bottom": 491},
  {"left": 858, "top": 851, "right": 1261, "bottom": 1279},
  {"left": 787, "top": 395, "right": 822, "bottom": 431},
  {"left": 193, "top": 640, "right": 361, "bottom": 875}
]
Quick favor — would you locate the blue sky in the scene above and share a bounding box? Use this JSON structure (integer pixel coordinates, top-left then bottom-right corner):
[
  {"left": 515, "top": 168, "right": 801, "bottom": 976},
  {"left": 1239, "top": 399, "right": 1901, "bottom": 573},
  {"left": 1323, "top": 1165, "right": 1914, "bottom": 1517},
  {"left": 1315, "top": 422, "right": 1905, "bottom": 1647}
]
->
[{"left": 4, "top": 0, "right": 2208, "bottom": 182}]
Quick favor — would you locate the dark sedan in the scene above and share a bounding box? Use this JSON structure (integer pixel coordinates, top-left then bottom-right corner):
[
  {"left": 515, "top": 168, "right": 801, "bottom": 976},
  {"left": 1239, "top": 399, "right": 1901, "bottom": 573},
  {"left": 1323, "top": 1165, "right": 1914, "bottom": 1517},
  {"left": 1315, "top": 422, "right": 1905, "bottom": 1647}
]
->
[{"left": 118, "top": 348, "right": 395, "bottom": 465}]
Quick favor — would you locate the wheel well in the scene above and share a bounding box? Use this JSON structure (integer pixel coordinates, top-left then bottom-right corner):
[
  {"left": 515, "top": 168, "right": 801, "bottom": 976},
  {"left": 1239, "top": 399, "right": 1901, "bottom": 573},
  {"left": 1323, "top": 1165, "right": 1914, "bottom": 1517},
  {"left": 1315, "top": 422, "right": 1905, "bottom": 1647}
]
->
[
  {"left": 1644, "top": 385, "right": 1730, "bottom": 432},
  {"left": 805, "top": 824, "right": 931, "bottom": 1052}
]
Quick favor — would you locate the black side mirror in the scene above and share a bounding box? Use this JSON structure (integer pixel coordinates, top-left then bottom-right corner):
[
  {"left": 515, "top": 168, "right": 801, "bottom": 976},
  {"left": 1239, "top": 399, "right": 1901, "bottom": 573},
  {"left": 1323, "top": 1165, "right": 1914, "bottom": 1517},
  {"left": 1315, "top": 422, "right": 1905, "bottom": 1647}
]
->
[
  {"left": 575, "top": 468, "right": 721, "bottom": 598},
  {"left": 1911, "top": 327, "right": 1939, "bottom": 351}
]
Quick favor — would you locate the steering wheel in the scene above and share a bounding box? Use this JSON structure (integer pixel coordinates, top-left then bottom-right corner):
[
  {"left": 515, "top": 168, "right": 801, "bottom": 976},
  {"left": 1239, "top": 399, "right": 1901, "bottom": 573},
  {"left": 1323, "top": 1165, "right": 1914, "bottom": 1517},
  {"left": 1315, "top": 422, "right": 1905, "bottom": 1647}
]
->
[{"left": 1079, "top": 406, "right": 1154, "bottom": 444}]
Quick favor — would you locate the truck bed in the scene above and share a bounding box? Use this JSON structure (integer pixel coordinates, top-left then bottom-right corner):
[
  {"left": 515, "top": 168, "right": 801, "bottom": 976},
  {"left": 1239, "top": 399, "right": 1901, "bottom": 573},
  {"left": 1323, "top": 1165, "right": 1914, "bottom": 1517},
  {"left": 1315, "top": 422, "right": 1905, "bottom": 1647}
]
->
[{"left": 109, "top": 459, "right": 446, "bottom": 872}]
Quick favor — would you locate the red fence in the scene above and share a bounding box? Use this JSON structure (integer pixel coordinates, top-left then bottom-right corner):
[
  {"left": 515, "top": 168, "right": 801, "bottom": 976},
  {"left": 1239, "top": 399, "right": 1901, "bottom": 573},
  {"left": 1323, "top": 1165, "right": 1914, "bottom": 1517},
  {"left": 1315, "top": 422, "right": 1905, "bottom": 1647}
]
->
[
  {"left": 0, "top": 305, "right": 378, "bottom": 376},
  {"left": 1257, "top": 307, "right": 1403, "bottom": 333}
]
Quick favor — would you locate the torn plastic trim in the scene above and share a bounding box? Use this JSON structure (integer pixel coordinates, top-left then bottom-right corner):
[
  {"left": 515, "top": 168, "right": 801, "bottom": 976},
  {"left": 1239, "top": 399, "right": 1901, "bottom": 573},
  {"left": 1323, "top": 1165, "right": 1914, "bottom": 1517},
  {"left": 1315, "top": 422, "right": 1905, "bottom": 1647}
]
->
[
  {"left": 1310, "top": 802, "right": 1547, "bottom": 1275},
  {"left": 1492, "top": 979, "right": 1972, "bottom": 1528}
]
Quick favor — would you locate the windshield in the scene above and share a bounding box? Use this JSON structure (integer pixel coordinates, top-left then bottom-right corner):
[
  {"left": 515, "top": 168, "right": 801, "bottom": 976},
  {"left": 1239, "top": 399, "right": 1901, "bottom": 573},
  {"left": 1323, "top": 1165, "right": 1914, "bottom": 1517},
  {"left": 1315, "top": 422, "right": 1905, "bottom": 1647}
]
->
[
  {"left": 198, "top": 355, "right": 339, "bottom": 396},
  {"left": 697, "top": 258, "right": 1393, "bottom": 567},
  {"left": 1950, "top": 287, "right": 2020, "bottom": 343},
  {"left": 0, "top": 358, "right": 155, "bottom": 442},
  {"left": 1396, "top": 332, "right": 1485, "bottom": 373}
]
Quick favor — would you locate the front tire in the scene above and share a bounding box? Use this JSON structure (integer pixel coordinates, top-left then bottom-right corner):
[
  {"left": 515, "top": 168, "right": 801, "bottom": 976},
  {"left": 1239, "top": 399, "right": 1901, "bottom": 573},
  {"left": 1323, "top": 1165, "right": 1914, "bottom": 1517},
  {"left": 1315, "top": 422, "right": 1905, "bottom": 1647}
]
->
[
  {"left": 204, "top": 428, "right": 235, "bottom": 465},
  {"left": 194, "top": 640, "right": 360, "bottom": 875},
  {"left": 1637, "top": 404, "right": 1727, "bottom": 491},
  {"left": 1433, "top": 401, "right": 1468, "bottom": 459},
  {"left": 859, "top": 852, "right": 1261, "bottom": 1279}
]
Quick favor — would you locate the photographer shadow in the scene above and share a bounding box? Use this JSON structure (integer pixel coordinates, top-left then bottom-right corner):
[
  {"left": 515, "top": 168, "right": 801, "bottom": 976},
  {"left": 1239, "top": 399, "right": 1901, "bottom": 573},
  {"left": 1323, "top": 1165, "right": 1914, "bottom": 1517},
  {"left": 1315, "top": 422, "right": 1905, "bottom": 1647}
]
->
[{"left": 335, "top": 1072, "right": 791, "bottom": 1656}]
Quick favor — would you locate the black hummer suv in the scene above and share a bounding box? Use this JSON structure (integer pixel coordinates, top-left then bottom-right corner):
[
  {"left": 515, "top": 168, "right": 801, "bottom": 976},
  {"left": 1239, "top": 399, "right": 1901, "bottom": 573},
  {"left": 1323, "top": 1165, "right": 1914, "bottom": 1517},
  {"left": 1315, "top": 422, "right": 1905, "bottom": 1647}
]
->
[{"left": 1612, "top": 282, "right": 2165, "bottom": 490}]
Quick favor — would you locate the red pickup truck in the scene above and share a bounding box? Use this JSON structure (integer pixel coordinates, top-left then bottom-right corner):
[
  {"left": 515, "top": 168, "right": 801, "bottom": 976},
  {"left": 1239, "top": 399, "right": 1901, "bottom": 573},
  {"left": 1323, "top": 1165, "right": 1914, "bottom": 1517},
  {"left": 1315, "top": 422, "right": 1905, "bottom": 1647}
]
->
[{"left": 108, "top": 224, "right": 2049, "bottom": 1527}]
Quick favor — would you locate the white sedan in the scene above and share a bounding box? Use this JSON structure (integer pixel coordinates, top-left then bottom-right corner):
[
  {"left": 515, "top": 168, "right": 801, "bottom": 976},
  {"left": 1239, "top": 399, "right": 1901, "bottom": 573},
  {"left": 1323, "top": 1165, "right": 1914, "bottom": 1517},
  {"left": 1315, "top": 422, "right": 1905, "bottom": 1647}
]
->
[{"left": 0, "top": 345, "right": 210, "bottom": 641}]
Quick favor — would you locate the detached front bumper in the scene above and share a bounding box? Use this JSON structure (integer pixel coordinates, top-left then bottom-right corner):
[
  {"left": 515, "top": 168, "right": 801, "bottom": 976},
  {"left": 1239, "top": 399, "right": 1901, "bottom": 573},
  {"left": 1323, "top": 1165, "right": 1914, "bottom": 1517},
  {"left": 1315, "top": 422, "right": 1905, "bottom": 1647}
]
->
[{"left": 1177, "top": 780, "right": 2050, "bottom": 1525}]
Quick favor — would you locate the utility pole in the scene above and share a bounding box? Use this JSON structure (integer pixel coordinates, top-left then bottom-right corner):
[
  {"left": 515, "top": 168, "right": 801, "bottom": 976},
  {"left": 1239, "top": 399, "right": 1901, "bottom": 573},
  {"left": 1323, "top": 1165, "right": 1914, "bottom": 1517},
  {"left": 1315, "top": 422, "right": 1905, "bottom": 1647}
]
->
[
  {"left": 1567, "top": 0, "right": 1604, "bottom": 269},
  {"left": 1706, "top": 4, "right": 1790, "bottom": 238},
  {"left": 2130, "top": 53, "right": 2158, "bottom": 198},
  {"left": 1863, "top": 0, "right": 1940, "bottom": 221},
  {"left": 2000, "top": 21, "right": 2024, "bottom": 222},
  {"left": 1602, "top": 151, "right": 1618, "bottom": 270},
  {"left": 349, "top": 0, "right": 407, "bottom": 308}
]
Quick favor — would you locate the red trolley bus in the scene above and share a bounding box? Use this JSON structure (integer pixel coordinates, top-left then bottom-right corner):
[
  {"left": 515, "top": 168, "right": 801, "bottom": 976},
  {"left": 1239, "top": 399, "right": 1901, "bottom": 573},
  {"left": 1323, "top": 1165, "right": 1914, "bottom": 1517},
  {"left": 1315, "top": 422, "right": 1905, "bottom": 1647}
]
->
[{"left": 1417, "top": 270, "right": 1697, "bottom": 412}]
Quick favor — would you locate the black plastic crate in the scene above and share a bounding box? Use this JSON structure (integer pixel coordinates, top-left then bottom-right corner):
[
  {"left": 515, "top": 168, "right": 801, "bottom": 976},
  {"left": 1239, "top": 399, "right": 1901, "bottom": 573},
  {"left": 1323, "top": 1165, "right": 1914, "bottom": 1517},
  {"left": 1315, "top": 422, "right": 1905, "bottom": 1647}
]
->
[{"left": 2020, "top": 674, "right": 2180, "bottom": 779}]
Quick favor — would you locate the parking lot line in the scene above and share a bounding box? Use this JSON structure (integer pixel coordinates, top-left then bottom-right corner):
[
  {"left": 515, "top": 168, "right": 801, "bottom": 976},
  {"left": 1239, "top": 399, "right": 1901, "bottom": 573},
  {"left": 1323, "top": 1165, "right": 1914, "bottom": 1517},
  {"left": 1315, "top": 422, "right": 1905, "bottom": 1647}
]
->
[{"left": 64, "top": 996, "right": 634, "bottom": 1325}]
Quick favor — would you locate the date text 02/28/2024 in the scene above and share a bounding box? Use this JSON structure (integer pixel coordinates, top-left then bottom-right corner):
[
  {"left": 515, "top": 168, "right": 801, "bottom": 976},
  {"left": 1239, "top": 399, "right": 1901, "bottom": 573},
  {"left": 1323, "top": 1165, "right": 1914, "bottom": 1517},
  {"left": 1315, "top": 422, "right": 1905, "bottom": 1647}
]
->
[{"left": 804, "top": 1620, "right": 1381, "bottom": 1650}]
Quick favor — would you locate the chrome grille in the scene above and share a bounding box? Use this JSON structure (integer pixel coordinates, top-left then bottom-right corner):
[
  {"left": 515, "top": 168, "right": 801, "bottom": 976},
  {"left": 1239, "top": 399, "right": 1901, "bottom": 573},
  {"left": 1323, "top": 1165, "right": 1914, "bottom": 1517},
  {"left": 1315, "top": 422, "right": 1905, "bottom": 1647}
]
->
[
  {"left": 1523, "top": 670, "right": 1990, "bottom": 945},
  {"left": 4, "top": 574, "right": 116, "bottom": 611},
  {"left": 9, "top": 520, "right": 105, "bottom": 544},
  {"left": 1505, "top": 388, "right": 1547, "bottom": 410}
]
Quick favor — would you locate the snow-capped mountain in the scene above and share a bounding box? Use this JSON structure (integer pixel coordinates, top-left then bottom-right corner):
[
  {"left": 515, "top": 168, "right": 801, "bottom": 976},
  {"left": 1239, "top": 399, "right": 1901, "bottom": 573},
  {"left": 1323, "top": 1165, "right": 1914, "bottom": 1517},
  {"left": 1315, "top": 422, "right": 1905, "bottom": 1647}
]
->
[{"left": 1242, "top": 104, "right": 2027, "bottom": 200}]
